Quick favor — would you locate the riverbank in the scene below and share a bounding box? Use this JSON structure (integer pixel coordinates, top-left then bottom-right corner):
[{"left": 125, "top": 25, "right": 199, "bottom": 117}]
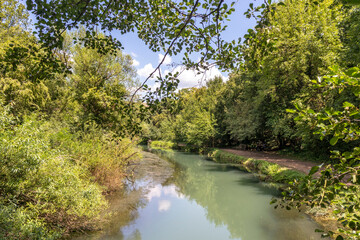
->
[
  {"left": 209, "top": 149, "right": 306, "bottom": 184},
  {"left": 208, "top": 149, "right": 339, "bottom": 238},
  {"left": 220, "top": 149, "right": 318, "bottom": 174},
  {"left": 72, "top": 150, "right": 174, "bottom": 239},
  {"left": 148, "top": 142, "right": 311, "bottom": 183}
]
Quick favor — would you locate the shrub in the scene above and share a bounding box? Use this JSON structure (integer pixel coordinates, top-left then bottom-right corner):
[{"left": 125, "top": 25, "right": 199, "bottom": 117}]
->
[
  {"left": 0, "top": 107, "right": 140, "bottom": 238},
  {"left": 0, "top": 203, "right": 61, "bottom": 240},
  {"left": 44, "top": 121, "right": 141, "bottom": 192},
  {"left": 0, "top": 114, "right": 108, "bottom": 238},
  {"left": 150, "top": 140, "right": 175, "bottom": 149},
  {"left": 213, "top": 150, "right": 246, "bottom": 163}
]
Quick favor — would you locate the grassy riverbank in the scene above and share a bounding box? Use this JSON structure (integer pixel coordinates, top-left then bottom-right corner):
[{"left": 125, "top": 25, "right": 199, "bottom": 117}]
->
[
  {"left": 148, "top": 141, "right": 305, "bottom": 184},
  {"left": 209, "top": 149, "right": 305, "bottom": 183},
  {"left": 0, "top": 111, "right": 141, "bottom": 239}
]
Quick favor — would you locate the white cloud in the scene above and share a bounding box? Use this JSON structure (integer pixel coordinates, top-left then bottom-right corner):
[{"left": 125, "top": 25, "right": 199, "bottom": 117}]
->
[
  {"left": 150, "top": 82, "right": 161, "bottom": 91},
  {"left": 132, "top": 59, "right": 140, "bottom": 67},
  {"left": 158, "top": 54, "right": 172, "bottom": 65},
  {"left": 158, "top": 200, "right": 171, "bottom": 212},
  {"left": 146, "top": 185, "right": 162, "bottom": 201},
  {"left": 131, "top": 52, "right": 137, "bottom": 57},
  {"left": 138, "top": 63, "right": 156, "bottom": 78},
  {"left": 163, "top": 186, "right": 184, "bottom": 199},
  {"left": 143, "top": 62, "right": 227, "bottom": 92}
]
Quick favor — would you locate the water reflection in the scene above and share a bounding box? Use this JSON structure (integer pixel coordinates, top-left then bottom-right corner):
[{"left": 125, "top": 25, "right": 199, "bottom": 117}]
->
[
  {"left": 155, "top": 150, "right": 323, "bottom": 240},
  {"left": 74, "top": 150, "right": 324, "bottom": 240}
]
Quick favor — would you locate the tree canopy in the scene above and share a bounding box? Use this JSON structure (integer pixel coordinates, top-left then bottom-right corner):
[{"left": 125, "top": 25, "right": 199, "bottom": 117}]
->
[{"left": 1, "top": 0, "right": 360, "bottom": 239}]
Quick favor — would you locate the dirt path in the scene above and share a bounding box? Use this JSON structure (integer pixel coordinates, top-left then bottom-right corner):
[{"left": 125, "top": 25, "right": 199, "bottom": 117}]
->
[{"left": 221, "top": 148, "right": 319, "bottom": 174}]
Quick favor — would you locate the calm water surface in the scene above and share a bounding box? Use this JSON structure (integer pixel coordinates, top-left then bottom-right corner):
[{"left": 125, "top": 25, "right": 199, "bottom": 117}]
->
[{"left": 76, "top": 150, "right": 324, "bottom": 240}]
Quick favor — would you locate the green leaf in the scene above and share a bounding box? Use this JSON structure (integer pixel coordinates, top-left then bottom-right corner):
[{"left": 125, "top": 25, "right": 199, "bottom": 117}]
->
[
  {"left": 286, "top": 109, "right": 297, "bottom": 113},
  {"left": 330, "top": 136, "right": 339, "bottom": 146},
  {"left": 343, "top": 101, "right": 355, "bottom": 108},
  {"left": 342, "top": 0, "right": 360, "bottom": 6},
  {"left": 309, "top": 166, "right": 319, "bottom": 175},
  {"left": 344, "top": 67, "right": 359, "bottom": 76}
]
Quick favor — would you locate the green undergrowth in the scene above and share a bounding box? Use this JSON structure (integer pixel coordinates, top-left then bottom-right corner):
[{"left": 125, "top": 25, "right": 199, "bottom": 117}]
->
[
  {"left": 0, "top": 108, "right": 141, "bottom": 239},
  {"left": 149, "top": 140, "right": 211, "bottom": 153},
  {"left": 149, "top": 140, "right": 175, "bottom": 149},
  {"left": 277, "top": 148, "right": 329, "bottom": 164},
  {"left": 209, "top": 149, "right": 305, "bottom": 183}
]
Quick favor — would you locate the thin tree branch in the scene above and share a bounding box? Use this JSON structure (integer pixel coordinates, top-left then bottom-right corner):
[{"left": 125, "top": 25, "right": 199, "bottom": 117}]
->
[
  {"left": 130, "top": 0, "right": 201, "bottom": 103},
  {"left": 204, "top": 0, "right": 224, "bottom": 18}
]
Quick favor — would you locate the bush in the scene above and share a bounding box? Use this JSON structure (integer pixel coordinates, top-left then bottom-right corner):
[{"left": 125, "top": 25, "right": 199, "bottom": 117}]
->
[
  {"left": 0, "top": 203, "right": 61, "bottom": 240},
  {"left": 213, "top": 150, "right": 247, "bottom": 163},
  {"left": 0, "top": 114, "right": 108, "bottom": 238},
  {"left": 0, "top": 107, "right": 140, "bottom": 238},
  {"left": 150, "top": 140, "right": 175, "bottom": 149},
  {"left": 45, "top": 121, "right": 141, "bottom": 192}
]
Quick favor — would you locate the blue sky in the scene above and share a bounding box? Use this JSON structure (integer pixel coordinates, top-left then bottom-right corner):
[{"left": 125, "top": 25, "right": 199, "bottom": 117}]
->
[
  {"left": 24, "top": 0, "right": 258, "bottom": 90},
  {"left": 113, "top": 0, "right": 258, "bottom": 90}
]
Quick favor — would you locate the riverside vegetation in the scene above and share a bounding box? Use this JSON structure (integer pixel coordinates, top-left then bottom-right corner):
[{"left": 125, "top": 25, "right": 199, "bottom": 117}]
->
[
  {"left": 1, "top": 0, "right": 360, "bottom": 239},
  {"left": 0, "top": 1, "right": 141, "bottom": 238}
]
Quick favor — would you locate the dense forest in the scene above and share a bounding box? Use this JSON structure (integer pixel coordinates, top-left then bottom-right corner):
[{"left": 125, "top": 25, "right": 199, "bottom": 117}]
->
[
  {"left": 144, "top": 0, "right": 360, "bottom": 156},
  {"left": 0, "top": 0, "right": 359, "bottom": 239}
]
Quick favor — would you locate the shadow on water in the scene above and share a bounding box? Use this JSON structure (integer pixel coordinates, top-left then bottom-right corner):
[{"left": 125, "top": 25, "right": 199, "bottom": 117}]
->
[{"left": 204, "top": 164, "right": 244, "bottom": 172}]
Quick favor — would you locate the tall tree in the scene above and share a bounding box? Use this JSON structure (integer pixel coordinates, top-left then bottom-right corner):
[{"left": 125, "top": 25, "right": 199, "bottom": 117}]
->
[
  {"left": 223, "top": 0, "right": 343, "bottom": 150},
  {"left": 69, "top": 31, "right": 139, "bottom": 133}
]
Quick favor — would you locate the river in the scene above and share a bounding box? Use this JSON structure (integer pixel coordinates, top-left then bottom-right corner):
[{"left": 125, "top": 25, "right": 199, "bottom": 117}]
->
[{"left": 74, "top": 149, "right": 324, "bottom": 240}]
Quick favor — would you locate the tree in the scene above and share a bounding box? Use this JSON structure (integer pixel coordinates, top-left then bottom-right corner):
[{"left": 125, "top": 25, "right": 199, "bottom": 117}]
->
[
  {"left": 341, "top": 7, "right": 360, "bottom": 67},
  {"left": 26, "top": 0, "right": 238, "bottom": 75},
  {"left": 279, "top": 66, "right": 360, "bottom": 239},
  {"left": 68, "top": 31, "right": 139, "bottom": 132},
  {"left": 0, "top": 0, "right": 57, "bottom": 116},
  {"left": 222, "top": 0, "right": 343, "bottom": 150},
  {"left": 172, "top": 79, "right": 223, "bottom": 150},
  {"left": 0, "top": 0, "right": 30, "bottom": 41}
]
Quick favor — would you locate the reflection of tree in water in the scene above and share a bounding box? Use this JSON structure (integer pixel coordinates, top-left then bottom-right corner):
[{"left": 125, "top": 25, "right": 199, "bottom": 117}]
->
[
  {"left": 174, "top": 160, "right": 247, "bottom": 239},
  {"left": 158, "top": 151, "right": 247, "bottom": 239},
  {"left": 71, "top": 184, "right": 146, "bottom": 240},
  {"left": 158, "top": 150, "right": 317, "bottom": 240},
  {"left": 126, "top": 229, "right": 141, "bottom": 240}
]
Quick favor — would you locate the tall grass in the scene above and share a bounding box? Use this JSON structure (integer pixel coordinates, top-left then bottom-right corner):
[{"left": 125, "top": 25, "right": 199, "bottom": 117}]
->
[{"left": 0, "top": 106, "right": 140, "bottom": 239}]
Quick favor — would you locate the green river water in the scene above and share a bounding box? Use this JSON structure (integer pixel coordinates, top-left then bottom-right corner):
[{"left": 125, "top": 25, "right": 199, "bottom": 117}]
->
[{"left": 75, "top": 150, "right": 324, "bottom": 240}]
